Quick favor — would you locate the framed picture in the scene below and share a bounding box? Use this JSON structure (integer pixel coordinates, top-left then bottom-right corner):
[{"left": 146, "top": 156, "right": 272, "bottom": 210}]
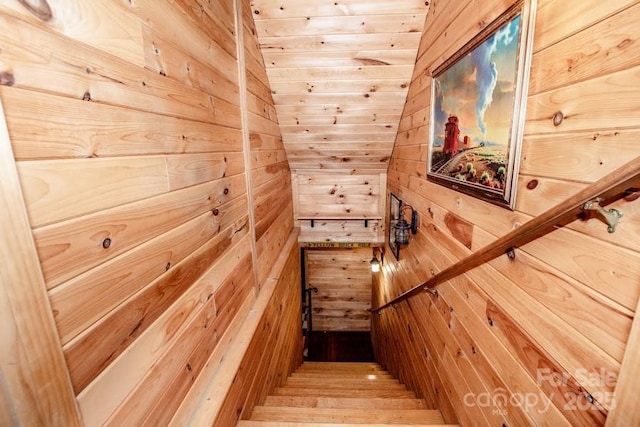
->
[
  {"left": 427, "top": 0, "right": 536, "bottom": 209},
  {"left": 389, "top": 193, "right": 402, "bottom": 260}
]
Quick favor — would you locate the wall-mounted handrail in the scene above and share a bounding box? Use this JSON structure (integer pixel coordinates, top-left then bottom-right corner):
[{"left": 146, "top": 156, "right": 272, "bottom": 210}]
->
[{"left": 370, "top": 157, "right": 640, "bottom": 313}]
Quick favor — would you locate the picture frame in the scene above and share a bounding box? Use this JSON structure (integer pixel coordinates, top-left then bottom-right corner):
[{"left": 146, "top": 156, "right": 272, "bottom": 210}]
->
[
  {"left": 427, "top": 0, "right": 536, "bottom": 209},
  {"left": 389, "top": 193, "right": 402, "bottom": 260}
]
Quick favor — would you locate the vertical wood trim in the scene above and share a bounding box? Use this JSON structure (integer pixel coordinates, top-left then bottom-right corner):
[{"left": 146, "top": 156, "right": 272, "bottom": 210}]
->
[
  {"left": 235, "top": 0, "right": 260, "bottom": 289},
  {"left": 378, "top": 173, "right": 387, "bottom": 242},
  {"left": 291, "top": 172, "right": 300, "bottom": 227},
  {"left": 605, "top": 297, "right": 640, "bottom": 426},
  {"left": 0, "top": 97, "right": 81, "bottom": 425}
]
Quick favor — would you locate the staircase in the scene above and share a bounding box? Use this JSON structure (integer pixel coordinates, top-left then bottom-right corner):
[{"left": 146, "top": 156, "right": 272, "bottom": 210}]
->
[{"left": 238, "top": 362, "right": 456, "bottom": 426}]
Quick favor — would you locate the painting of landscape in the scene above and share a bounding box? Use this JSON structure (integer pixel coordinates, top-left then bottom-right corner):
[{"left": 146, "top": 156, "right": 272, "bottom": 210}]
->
[{"left": 428, "top": 1, "right": 533, "bottom": 208}]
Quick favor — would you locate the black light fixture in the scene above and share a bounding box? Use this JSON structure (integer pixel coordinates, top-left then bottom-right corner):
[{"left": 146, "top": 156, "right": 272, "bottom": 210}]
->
[{"left": 394, "top": 205, "right": 418, "bottom": 246}]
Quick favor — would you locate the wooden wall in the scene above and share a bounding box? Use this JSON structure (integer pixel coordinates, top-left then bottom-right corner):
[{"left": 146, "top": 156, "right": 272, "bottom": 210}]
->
[
  {"left": 373, "top": 0, "right": 640, "bottom": 426},
  {"left": 250, "top": 0, "right": 429, "bottom": 248},
  {"left": 0, "top": 0, "right": 299, "bottom": 425},
  {"left": 242, "top": 0, "right": 296, "bottom": 285},
  {"left": 249, "top": 0, "right": 428, "bottom": 172},
  {"left": 306, "top": 248, "right": 373, "bottom": 331},
  {"left": 173, "top": 229, "right": 303, "bottom": 426},
  {"left": 294, "top": 172, "right": 387, "bottom": 244}
]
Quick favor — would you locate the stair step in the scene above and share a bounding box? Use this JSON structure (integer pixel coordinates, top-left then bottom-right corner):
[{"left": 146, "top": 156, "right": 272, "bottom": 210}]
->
[
  {"left": 284, "top": 377, "right": 403, "bottom": 389},
  {"left": 264, "top": 396, "right": 427, "bottom": 409},
  {"left": 239, "top": 422, "right": 458, "bottom": 427},
  {"left": 241, "top": 362, "right": 455, "bottom": 427},
  {"left": 249, "top": 407, "right": 445, "bottom": 424},
  {"left": 291, "top": 372, "right": 394, "bottom": 380},
  {"left": 237, "top": 420, "right": 459, "bottom": 427},
  {"left": 272, "top": 387, "right": 417, "bottom": 399},
  {"left": 298, "top": 362, "right": 384, "bottom": 372}
]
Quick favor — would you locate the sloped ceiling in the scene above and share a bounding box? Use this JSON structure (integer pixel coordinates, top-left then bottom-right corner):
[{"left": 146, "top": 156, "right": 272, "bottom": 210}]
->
[{"left": 250, "top": 0, "right": 430, "bottom": 173}]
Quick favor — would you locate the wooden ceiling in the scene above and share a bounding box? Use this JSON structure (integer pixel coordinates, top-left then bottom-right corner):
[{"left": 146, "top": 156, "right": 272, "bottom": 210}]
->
[{"left": 250, "top": 0, "right": 430, "bottom": 173}]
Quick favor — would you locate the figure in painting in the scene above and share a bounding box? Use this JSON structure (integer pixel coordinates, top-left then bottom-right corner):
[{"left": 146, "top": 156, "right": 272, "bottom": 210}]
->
[{"left": 443, "top": 115, "right": 460, "bottom": 157}]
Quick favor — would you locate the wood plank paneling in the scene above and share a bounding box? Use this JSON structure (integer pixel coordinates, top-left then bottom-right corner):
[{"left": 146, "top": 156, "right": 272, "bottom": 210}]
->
[
  {"left": 606, "top": 295, "right": 640, "bottom": 427},
  {"left": 307, "top": 248, "right": 373, "bottom": 332},
  {"left": 0, "top": 87, "right": 80, "bottom": 427},
  {"left": 141, "top": 26, "right": 240, "bottom": 97},
  {"left": 255, "top": 14, "right": 426, "bottom": 37},
  {"left": 264, "top": 50, "right": 419, "bottom": 68},
  {"left": 250, "top": 0, "right": 429, "bottom": 19},
  {"left": 35, "top": 174, "right": 245, "bottom": 291},
  {"left": 50, "top": 196, "right": 249, "bottom": 346},
  {"left": 375, "top": 1, "right": 640, "bottom": 426},
  {"left": 0, "top": 0, "right": 296, "bottom": 424},
  {"left": 3, "top": 87, "right": 242, "bottom": 161},
  {"left": 18, "top": 156, "right": 168, "bottom": 227},
  {"left": 251, "top": 0, "right": 428, "bottom": 173},
  {"left": 0, "top": 0, "right": 145, "bottom": 67},
  {"left": 66, "top": 215, "right": 250, "bottom": 395},
  {"left": 77, "top": 237, "right": 254, "bottom": 426},
  {"left": 103, "top": 255, "right": 255, "bottom": 426},
  {"left": 0, "top": 12, "right": 236, "bottom": 126},
  {"left": 242, "top": 0, "right": 295, "bottom": 287},
  {"left": 294, "top": 172, "right": 386, "bottom": 243},
  {"left": 172, "top": 228, "right": 302, "bottom": 426},
  {"left": 529, "top": 1, "right": 640, "bottom": 95}
]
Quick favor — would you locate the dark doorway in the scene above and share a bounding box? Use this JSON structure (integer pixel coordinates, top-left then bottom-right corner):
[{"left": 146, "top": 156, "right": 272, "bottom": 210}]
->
[{"left": 307, "top": 331, "right": 375, "bottom": 362}]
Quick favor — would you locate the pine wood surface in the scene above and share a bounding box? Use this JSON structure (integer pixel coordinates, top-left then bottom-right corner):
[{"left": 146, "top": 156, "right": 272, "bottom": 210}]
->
[
  {"left": 1, "top": 0, "right": 639, "bottom": 425},
  {"left": 263, "top": 396, "right": 426, "bottom": 409},
  {"left": 0, "top": 0, "right": 295, "bottom": 424},
  {"left": 249, "top": 407, "right": 444, "bottom": 424},
  {"left": 375, "top": 0, "right": 640, "bottom": 425},
  {"left": 306, "top": 247, "right": 373, "bottom": 332},
  {"left": 0, "top": 85, "right": 81, "bottom": 426},
  {"left": 290, "top": 372, "right": 394, "bottom": 379},
  {"left": 294, "top": 172, "right": 386, "bottom": 243},
  {"left": 244, "top": 361, "right": 452, "bottom": 426},
  {"left": 239, "top": 423, "right": 458, "bottom": 427},
  {"left": 251, "top": 0, "right": 429, "bottom": 172},
  {"left": 605, "top": 290, "right": 640, "bottom": 426},
  {"left": 298, "top": 362, "right": 384, "bottom": 371},
  {"left": 172, "top": 227, "right": 302, "bottom": 426}
]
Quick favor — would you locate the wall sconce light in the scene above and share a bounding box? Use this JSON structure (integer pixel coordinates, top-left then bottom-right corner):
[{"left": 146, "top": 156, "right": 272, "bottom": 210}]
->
[
  {"left": 370, "top": 249, "right": 383, "bottom": 273},
  {"left": 370, "top": 256, "right": 380, "bottom": 273},
  {"left": 394, "top": 205, "right": 418, "bottom": 246}
]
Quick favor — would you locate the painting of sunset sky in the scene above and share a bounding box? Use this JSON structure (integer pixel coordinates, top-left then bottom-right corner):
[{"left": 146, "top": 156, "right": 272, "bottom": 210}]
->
[{"left": 430, "top": 13, "right": 522, "bottom": 193}]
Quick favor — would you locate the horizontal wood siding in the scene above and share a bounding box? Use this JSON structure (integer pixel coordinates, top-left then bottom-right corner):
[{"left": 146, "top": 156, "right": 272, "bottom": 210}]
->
[
  {"left": 373, "top": 0, "right": 640, "bottom": 426},
  {"left": 243, "top": 0, "right": 295, "bottom": 286},
  {"left": 251, "top": 0, "right": 429, "bottom": 173},
  {"left": 216, "top": 230, "right": 303, "bottom": 426},
  {"left": 0, "top": 90, "right": 80, "bottom": 426},
  {"left": 0, "top": 0, "right": 297, "bottom": 424},
  {"left": 307, "top": 248, "right": 373, "bottom": 332},
  {"left": 294, "top": 172, "right": 387, "bottom": 244},
  {"left": 169, "top": 229, "right": 301, "bottom": 425}
]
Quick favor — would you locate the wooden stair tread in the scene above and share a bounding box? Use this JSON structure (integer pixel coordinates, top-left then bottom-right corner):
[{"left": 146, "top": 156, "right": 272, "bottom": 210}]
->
[
  {"left": 241, "top": 362, "right": 453, "bottom": 426},
  {"left": 298, "top": 362, "right": 384, "bottom": 371},
  {"left": 238, "top": 422, "right": 458, "bottom": 427},
  {"left": 239, "top": 422, "right": 457, "bottom": 427},
  {"left": 249, "top": 407, "right": 445, "bottom": 424},
  {"left": 264, "top": 396, "right": 428, "bottom": 409},
  {"left": 284, "top": 377, "right": 403, "bottom": 389},
  {"left": 291, "top": 372, "right": 394, "bottom": 379},
  {"left": 272, "top": 387, "right": 418, "bottom": 399}
]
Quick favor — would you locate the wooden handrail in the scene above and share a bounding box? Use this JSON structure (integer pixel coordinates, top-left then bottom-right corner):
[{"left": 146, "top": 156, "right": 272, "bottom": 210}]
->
[{"left": 370, "top": 157, "right": 640, "bottom": 313}]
